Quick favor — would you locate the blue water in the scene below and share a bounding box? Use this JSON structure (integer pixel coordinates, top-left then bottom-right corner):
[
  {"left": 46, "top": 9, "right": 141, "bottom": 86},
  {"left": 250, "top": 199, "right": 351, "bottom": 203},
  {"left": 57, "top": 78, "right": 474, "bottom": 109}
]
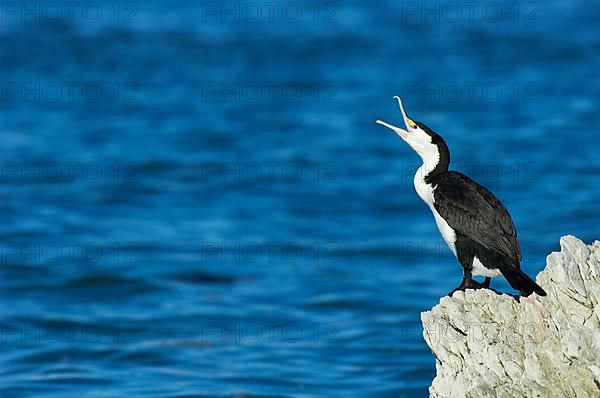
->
[{"left": 1, "top": 1, "right": 599, "bottom": 396}]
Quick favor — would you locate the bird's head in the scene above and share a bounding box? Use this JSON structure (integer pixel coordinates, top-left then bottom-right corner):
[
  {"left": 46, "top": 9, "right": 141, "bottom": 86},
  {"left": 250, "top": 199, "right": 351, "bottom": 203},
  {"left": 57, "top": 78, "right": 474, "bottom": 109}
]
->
[{"left": 376, "top": 96, "right": 449, "bottom": 171}]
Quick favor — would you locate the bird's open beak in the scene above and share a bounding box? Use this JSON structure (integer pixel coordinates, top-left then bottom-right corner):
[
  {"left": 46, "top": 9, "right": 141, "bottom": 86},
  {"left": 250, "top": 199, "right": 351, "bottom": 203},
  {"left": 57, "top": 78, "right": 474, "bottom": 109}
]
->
[{"left": 376, "top": 96, "right": 415, "bottom": 140}]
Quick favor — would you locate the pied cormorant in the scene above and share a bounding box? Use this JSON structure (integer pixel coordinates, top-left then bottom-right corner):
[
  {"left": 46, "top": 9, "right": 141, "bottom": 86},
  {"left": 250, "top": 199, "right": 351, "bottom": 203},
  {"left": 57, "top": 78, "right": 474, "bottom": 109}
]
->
[{"left": 377, "top": 97, "right": 546, "bottom": 297}]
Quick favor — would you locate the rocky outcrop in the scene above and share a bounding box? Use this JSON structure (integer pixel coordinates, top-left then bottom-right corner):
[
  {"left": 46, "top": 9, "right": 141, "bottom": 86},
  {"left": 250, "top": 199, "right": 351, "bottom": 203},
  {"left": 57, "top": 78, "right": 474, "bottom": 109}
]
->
[{"left": 421, "top": 236, "right": 600, "bottom": 397}]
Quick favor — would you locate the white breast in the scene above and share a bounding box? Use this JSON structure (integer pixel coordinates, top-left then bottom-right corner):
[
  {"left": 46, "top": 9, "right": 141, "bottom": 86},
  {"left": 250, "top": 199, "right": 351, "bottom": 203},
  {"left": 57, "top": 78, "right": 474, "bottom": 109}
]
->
[{"left": 414, "top": 167, "right": 457, "bottom": 256}]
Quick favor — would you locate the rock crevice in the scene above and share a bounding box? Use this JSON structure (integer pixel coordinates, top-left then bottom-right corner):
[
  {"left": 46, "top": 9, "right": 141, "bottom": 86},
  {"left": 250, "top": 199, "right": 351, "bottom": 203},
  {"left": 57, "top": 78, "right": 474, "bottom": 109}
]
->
[{"left": 421, "top": 236, "right": 600, "bottom": 397}]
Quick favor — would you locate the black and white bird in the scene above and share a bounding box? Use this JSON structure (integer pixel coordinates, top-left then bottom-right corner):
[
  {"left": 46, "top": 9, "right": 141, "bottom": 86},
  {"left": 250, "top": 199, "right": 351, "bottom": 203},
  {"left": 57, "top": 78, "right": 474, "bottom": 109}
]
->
[{"left": 377, "top": 97, "right": 546, "bottom": 296}]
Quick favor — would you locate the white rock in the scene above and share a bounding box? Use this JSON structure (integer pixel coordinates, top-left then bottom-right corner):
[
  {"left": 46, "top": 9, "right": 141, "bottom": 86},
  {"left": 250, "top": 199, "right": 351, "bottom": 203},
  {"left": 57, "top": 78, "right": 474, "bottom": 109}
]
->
[{"left": 421, "top": 236, "right": 600, "bottom": 398}]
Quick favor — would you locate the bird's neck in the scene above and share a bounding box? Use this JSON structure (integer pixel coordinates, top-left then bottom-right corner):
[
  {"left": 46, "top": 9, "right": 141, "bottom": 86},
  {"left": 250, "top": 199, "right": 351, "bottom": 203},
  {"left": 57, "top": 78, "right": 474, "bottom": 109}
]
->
[{"left": 419, "top": 149, "right": 450, "bottom": 184}]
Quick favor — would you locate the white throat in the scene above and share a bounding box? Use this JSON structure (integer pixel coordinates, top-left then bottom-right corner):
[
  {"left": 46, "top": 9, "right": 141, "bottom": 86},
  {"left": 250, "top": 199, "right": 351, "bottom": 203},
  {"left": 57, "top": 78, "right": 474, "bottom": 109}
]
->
[
  {"left": 411, "top": 141, "right": 441, "bottom": 178},
  {"left": 409, "top": 142, "right": 440, "bottom": 198}
]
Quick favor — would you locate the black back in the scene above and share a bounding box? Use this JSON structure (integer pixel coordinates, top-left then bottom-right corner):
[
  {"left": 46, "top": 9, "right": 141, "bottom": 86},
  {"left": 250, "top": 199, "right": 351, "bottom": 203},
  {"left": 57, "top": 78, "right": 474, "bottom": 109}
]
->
[{"left": 430, "top": 171, "right": 522, "bottom": 262}]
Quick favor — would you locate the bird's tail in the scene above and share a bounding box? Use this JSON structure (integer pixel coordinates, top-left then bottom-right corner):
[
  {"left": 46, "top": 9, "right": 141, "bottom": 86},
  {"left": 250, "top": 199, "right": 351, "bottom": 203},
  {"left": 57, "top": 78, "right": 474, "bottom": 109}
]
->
[{"left": 501, "top": 268, "right": 546, "bottom": 296}]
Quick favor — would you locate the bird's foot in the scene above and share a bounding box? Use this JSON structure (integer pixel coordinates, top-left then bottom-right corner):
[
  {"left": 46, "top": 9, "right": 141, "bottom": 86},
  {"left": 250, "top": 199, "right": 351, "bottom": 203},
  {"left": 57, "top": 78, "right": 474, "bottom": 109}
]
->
[
  {"left": 469, "top": 277, "right": 491, "bottom": 289},
  {"left": 448, "top": 282, "right": 468, "bottom": 296},
  {"left": 448, "top": 277, "right": 491, "bottom": 296}
]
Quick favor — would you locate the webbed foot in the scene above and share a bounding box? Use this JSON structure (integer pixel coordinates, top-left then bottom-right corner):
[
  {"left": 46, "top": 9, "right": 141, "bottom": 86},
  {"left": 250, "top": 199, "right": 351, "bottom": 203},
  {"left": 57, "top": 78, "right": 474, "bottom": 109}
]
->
[
  {"left": 449, "top": 277, "right": 491, "bottom": 296},
  {"left": 469, "top": 278, "right": 491, "bottom": 289}
]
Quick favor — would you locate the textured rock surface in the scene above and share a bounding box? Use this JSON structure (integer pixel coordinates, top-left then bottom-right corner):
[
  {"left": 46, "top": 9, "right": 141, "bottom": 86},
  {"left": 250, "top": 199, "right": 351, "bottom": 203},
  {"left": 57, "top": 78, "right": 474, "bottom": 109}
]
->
[{"left": 421, "top": 236, "right": 600, "bottom": 398}]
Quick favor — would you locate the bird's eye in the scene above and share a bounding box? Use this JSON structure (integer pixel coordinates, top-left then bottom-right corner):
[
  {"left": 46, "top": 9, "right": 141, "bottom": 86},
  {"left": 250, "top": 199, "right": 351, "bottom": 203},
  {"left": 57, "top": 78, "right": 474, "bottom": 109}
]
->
[{"left": 408, "top": 119, "right": 417, "bottom": 129}]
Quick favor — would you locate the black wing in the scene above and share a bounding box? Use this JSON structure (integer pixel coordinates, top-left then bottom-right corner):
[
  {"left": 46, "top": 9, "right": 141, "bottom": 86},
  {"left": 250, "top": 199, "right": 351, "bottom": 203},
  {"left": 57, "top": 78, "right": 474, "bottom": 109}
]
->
[{"left": 432, "top": 171, "right": 522, "bottom": 261}]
